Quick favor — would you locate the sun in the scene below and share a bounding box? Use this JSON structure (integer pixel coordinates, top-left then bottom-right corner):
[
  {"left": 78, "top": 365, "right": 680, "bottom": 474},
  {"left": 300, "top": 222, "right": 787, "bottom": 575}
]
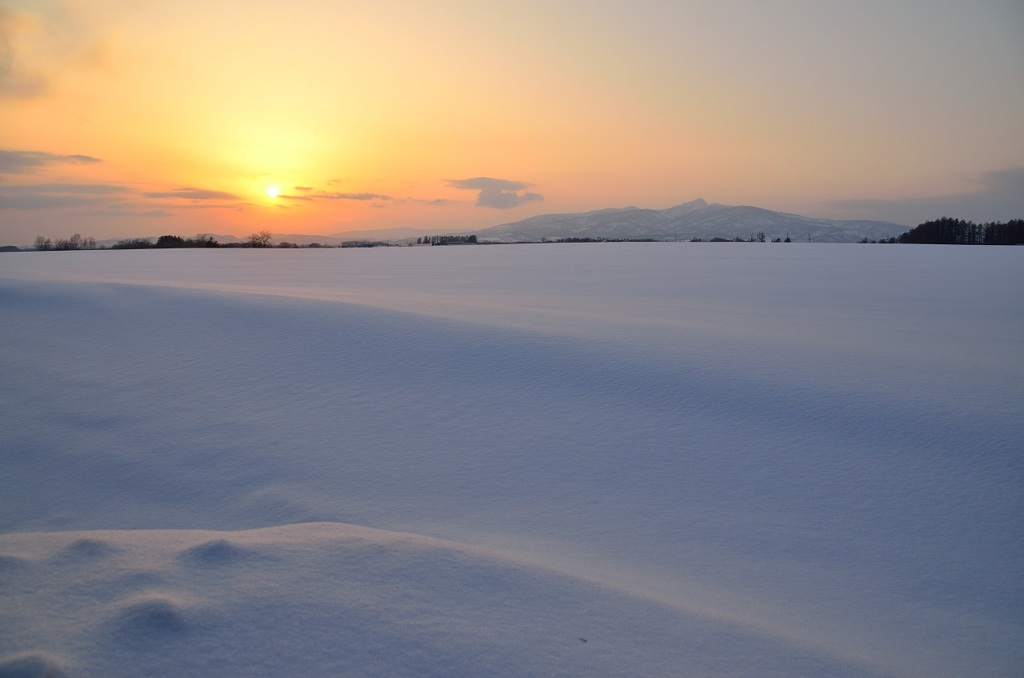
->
[{"left": 265, "top": 185, "right": 280, "bottom": 199}]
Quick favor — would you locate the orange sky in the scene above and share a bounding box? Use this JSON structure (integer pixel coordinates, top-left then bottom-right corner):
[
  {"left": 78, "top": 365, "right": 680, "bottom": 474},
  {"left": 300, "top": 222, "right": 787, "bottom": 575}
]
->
[{"left": 2, "top": 0, "right": 1023, "bottom": 243}]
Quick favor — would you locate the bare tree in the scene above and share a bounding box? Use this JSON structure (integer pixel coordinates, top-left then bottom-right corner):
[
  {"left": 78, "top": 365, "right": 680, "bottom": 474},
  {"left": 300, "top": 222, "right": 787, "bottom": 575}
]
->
[
  {"left": 34, "top": 234, "right": 95, "bottom": 250},
  {"left": 246, "top": 230, "right": 273, "bottom": 248}
]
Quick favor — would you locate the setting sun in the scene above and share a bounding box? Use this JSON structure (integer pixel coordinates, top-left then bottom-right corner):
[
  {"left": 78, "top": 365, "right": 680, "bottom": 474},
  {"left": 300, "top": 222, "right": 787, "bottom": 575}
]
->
[{"left": 265, "top": 186, "right": 281, "bottom": 199}]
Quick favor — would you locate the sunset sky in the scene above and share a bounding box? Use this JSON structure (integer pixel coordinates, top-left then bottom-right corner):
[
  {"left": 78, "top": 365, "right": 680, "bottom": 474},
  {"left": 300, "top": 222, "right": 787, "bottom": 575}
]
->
[{"left": 1, "top": 0, "right": 1022, "bottom": 244}]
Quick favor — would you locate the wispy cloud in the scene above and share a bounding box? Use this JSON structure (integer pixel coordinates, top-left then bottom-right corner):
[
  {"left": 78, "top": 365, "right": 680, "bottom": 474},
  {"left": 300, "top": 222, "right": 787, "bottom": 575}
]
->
[
  {"left": 318, "top": 191, "right": 393, "bottom": 202},
  {"left": 828, "top": 167, "right": 1024, "bottom": 225},
  {"left": 277, "top": 189, "right": 395, "bottom": 204},
  {"left": 143, "top": 187, "right": 240, "bottom": 201},
  {"left": 0, "top": 149, "right": 102, "bottom": 174},
  {"left": 447, "top": 177, "right": 543, "bottom": 209},
  {"left": 277, "top": 187, "right": 463, "bottom": 209}
]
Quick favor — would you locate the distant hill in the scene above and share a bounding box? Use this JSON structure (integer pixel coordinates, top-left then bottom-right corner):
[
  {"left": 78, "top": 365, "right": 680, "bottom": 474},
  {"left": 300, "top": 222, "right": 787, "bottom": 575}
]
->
[
  {"left": 82, "top": 200, "right": 906, "bottom": 249},
  {"left": 475, "top": 198, "right": 908, "bottom": 243}
]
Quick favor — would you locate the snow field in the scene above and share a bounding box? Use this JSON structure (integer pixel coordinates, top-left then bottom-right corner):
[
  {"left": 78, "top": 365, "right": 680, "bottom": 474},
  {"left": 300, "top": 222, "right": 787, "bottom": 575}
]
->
[{"left": 1, "top": 244, "right": 1022, "bottom": 676}]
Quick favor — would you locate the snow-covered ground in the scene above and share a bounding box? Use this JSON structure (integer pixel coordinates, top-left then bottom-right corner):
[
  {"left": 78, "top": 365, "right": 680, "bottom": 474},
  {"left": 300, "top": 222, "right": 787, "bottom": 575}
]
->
[{"left": 2, "top": 243, "right": 1021, "bottom": 677}]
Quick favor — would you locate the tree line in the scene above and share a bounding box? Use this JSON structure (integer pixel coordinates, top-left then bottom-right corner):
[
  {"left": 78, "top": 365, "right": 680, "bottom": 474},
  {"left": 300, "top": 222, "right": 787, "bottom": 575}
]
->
[
  {"left": 897, "top": 218, "right": 1024, "bottom": 245},
  {"left": 31, "top": 231, "right": 281, "bottom": 250},
  {"left": 33, "top": 234, "right": 97, "bottom": 251},
  {"left": 691, "top": 232, "right": 788, "bottom": 243},
  {"left": 113, "top": 232, "right": 274, "bottom": 248},
  {"left": 112, "top": 234, "right": 220, "bottom": 249},
  {"left": 417, "top": 234, "right": 478, "bottom": 245},
  {"left": 30, "top": 230, "right": 395, "bottom": 250}
]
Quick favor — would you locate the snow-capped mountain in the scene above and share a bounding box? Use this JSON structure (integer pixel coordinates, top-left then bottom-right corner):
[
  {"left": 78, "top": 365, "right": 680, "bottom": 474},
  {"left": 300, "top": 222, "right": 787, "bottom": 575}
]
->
[{"left": 477, "top": 198, "right": 908, "bottom": 243}]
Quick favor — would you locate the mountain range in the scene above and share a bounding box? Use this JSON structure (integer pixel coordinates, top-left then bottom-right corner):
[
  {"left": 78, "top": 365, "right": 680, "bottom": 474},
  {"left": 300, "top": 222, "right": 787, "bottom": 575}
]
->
[{"left": 474, "top": 198, "right": 908, "bottom": 243}]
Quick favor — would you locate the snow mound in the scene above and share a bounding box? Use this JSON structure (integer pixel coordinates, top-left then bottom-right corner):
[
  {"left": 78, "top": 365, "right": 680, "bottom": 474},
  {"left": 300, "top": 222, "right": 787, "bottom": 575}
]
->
[
  {"left": 51, "top": 539, "right": 120, "bottom": 563},
  {"left": 0, "top": 652, "right": 68, "bottom": 678},
  {"left": 0, "top": 524, "right": 886, "bottom": 677},
  {"left": 107, "top": 595, "right": 192, "bottom": 638},
  {"left": 178, "top": 539, "right": 256, "bottom": 567}
]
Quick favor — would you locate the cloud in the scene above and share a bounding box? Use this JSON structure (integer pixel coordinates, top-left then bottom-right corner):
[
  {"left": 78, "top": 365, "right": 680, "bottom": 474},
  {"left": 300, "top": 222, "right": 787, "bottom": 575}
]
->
[
  {"left": 275, "top": 186, "right": 458, "bottom": 208},
  {"left": 981, "top": 167, "right": 1024, "bottom": 195},
  {"left": 2, "top": 182, "right": 124, "bottom": 194},
  {"left": 0, "top": 181, "right": 127, "bottom": 209},
  {"left": 827, "top": 167, "right": 1024, "bottom": 225},
  {"left": 0, "top": 8, "right": 48, "bottom": 99},
  {"left": 0, "top": 149, "right": 102, "bottom": 174},
  {"left": 1, "top": 3, "right": 111, "bottom": 100},
  {"left": 143, "top": 187, "right": 240, "bottom": 201},
  {"left": 318, "top": 192, "right": 392, "bottom": 201},
  {"left": 447, "top": 177, "right": 543, "bottom": 209},
  {"left": 282, "top": 187, "right": 394, "bottom": 203},
  {"left": 0, "top": 194, "right": 100, "bottom": 209}
]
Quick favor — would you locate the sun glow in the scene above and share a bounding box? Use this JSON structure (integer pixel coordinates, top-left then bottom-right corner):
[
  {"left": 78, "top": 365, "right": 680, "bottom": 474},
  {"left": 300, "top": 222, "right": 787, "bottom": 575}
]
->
[{"left": 265, "top": 185, "right": 280, "bottom": 199}]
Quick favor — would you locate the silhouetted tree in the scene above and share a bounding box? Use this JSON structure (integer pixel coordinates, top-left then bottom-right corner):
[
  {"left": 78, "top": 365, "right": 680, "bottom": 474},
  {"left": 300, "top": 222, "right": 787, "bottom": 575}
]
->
[
  {"left": 246, "top": 231, "right": 273, "bottom": 247},
  {"left": 423, "top": 234, "right": 478, "bottom": 245},
  {"left": 51, "top": 233, "right": 95, "bottom": 250},
  {"left": 186, "top": 233, "right": 218, "bottom": 247},
  {"left": 899, "top": 218, "right": 1023, "bottom": 245},
  {"left": 112, "top": 238, "right": 153, "bottom": 249},
  {"left": 983, "top": 219, "right": 1024, "bottom": 245},
  {"left": 156, "top": 235, "right": 186, "bottom": 248}
]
